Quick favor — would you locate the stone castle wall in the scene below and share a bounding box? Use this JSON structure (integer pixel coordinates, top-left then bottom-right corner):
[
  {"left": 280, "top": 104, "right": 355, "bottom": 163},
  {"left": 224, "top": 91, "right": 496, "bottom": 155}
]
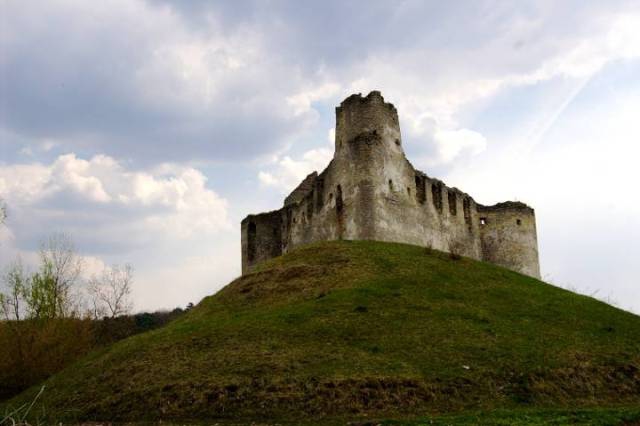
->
[{"left": 241, "top": 91, "right": 540, "bottom": 278}]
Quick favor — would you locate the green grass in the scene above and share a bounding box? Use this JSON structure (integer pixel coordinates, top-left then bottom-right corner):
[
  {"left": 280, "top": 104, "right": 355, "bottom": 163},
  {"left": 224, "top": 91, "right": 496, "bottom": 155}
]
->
[
  {"left": 4, "top": 240, "right": 640, "bottom": 424},
  {"left": 383, "top": 407, "right": 640, "bottom": 425}
]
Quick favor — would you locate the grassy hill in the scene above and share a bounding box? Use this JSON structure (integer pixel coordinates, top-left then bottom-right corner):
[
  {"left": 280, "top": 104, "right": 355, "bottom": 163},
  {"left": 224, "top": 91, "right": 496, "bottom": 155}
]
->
[{"left": 5, "top": 240, "right": 640, "bottom": 424}]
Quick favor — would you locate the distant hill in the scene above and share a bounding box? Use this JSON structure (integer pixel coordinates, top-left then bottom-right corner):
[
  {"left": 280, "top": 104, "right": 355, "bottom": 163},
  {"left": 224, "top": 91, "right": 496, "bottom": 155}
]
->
[{"left": 5, "top": 241, "right": 640, "bottom": 424}]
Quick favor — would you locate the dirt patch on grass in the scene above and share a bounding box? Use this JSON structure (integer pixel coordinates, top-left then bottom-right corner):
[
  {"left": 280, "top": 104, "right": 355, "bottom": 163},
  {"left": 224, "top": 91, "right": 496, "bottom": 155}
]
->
[
  {"left": 219, "top": 254, "right": 357, "bottom": 306},
  {"left": 217, "top": 264, "right": 329, "bottom": 305},
  {"left": 514, "top": 362, "right": 640, "bottom": 404}
]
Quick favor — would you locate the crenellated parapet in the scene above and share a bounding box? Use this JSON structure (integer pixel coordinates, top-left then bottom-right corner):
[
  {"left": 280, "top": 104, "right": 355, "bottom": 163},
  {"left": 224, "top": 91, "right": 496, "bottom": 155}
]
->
[{"left": 241, "top": 92, "right": 540, "bottom": 278}]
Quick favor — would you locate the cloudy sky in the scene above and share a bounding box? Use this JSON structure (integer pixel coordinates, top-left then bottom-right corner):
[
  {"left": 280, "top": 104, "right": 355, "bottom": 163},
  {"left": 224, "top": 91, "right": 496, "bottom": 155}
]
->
[{"left": 1, "top": 0, "right": 639, "bottom": 313}]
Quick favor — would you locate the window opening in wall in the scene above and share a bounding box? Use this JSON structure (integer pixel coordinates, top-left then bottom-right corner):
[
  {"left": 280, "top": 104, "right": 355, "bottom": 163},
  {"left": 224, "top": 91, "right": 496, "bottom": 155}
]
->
[
  {"left": 463, "top": 197, "right": 471, "bottom": 227},
  {"left": 315, "top": 179, "right": 324, "bottom": 212},
  {"left": 448, "top": 191, "right": 457, "bottom": 216},
  {"left": 395, "top": 138, "right": 401, "bottom": 146},
  {"left": 432, "top": 183, "right": 443, "bottom": 213},
  {"left": 388, "top": 179, "right": 393, "bottom": 191},
  {"left": 247, "top": 222, "right": 257, "bottom": 262},
  {"left": 407, "top": 187, "right": 411, "bottom": 196},
  {"left": 415, "top": 175, "right": 426, "bottom": 204},
  {"left": 480, "top": 217, "right": 487, "bottom": 226},
  {"left": 517, "top": 219, "right": 522, "bottom": 226},
  {"left": 336, "top": 184, "right": 344, "bottom": 240},
  {"left": 307, "top": 199, "right": 314, "bottom": 219}
]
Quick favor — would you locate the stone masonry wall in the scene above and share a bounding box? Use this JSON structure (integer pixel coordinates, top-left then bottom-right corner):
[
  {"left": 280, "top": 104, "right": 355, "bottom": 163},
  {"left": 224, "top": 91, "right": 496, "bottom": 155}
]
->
[
  {"left": 478, "top": 202, "right": 541, "bottom": 278},
  {"left": 241, "top": 92, "right": 540, "bottom": 278}
]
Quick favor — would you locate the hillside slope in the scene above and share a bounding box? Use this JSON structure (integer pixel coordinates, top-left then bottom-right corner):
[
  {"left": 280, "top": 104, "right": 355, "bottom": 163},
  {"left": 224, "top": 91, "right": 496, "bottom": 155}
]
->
[{"left": 7, "top": 241, "right": 640, "bottom": 423}]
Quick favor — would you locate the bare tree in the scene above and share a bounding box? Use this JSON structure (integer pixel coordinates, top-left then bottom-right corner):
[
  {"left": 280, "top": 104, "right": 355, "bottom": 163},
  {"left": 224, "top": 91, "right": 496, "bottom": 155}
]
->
[
  {"left": 0, "top": 259, "right": 28, "bottom": 321},
  {"left": 31, "top": 233, "right": 83, "bottom": 318},
  {"left": 88, "top": 264, "right": 133, "bottom": 318}
]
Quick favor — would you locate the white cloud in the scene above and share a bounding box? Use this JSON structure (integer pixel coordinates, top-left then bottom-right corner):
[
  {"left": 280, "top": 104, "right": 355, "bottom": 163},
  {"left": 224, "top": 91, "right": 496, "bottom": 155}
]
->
[
  {"left": 515, "top": 14, "right": 640, "bottom": 83},
  {"left": 52, "top": 154, "right": 113, "bottom": 203},
  {"left": 257, "top": 171, "right": 278, "bottom": 187},
  {"left": 432, "top": 129, "right": 488, "bottom": 165},
  {"left": 258, "top": 148, "right": 333, "bottom": 193},
  {"left": 80, "top": 256, "right": 109, "bottom": 280},
  {"left": 0, "top": 163, "right": 51, "bottom": 203},
  {"left": 0, "top": 153, "right": 230, "bottom": 239},
  {"left": 0, "top": 226, "right": 20, "bottom": 264},
  {"left": 328, "top": 128, "right": 335, "bottom": 145},
  {"left": 138, "top": 237, "right": 239, "bottom": 310},
  {"left": 0, "top": 153, "right": 233, "bottom": 312},
  {"left": 286, "top": 83, "right": 342, "bottom": 116}
]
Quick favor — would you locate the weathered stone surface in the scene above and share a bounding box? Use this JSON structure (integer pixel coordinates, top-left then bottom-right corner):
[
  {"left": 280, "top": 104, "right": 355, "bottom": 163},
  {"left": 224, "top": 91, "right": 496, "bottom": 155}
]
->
[
  {"left": 241, "top": 91, "right": 540, "bottom": 278},
  {"left": 284, "top": 171, "right": 318, "bottom": 206}
]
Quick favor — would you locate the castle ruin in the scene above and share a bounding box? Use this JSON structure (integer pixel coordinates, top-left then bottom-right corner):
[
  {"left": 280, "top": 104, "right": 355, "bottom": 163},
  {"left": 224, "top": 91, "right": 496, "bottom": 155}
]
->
[{"left": 241, "top": 91, "right": 540, "bottom": 278}]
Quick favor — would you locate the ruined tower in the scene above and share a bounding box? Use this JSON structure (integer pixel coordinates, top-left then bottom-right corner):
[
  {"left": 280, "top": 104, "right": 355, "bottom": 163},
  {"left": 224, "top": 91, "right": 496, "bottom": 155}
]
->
[{"left": 241, "top": 91, "right": 540, "bottom": 278}]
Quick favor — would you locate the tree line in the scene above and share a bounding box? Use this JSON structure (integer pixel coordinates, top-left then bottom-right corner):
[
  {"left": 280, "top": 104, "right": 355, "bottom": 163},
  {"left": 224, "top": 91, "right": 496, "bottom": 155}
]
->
[
  {"left": 1, "top": 227, "right": 132, "bottom": 321},
  {"left": 0, "top": 200, "right": 188, "bottom": 400}
]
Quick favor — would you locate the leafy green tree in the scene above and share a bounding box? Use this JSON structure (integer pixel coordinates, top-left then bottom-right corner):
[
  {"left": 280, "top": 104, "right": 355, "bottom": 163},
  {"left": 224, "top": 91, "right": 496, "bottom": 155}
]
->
[
  {"left": 16, "top": 233, "right": 84, "bottom": 320},
  {"left": 36, "top": 233, "right": 83, "bottom": 318},
  {"left": 0, "top": 259, "right": 30, "bottom": 391},
  {"left": 1, "top": 234, "right": 83, "bottom": 321},
  {"left": 25, "top": 260, "right": 59, "bottom": 320}
]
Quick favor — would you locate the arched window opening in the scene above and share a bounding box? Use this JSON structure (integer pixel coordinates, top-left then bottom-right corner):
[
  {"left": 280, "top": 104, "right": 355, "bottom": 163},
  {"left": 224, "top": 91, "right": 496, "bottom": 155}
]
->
[{"left": 336, "top": 185, "right": 343, "bottom": 214}]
